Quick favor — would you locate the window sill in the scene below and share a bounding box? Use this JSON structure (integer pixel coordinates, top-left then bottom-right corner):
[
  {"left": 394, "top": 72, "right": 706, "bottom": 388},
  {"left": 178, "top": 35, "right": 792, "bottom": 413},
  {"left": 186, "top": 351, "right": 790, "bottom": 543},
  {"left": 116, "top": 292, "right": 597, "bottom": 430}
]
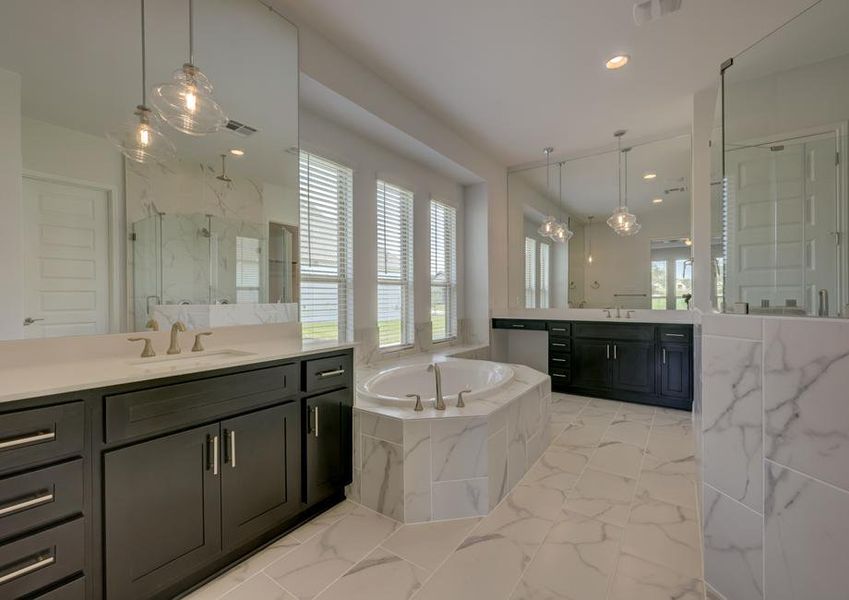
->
[{"left": 379, "top": 343, "right": 415, "bottom": 354}]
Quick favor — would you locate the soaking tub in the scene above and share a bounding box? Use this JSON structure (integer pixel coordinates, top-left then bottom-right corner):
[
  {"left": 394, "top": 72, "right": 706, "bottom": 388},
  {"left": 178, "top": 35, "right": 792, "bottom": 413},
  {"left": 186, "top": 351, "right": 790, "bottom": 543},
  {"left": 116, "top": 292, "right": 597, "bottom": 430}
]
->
[{"left": 357, "top": 358, "right": 514, "bottom": 407}]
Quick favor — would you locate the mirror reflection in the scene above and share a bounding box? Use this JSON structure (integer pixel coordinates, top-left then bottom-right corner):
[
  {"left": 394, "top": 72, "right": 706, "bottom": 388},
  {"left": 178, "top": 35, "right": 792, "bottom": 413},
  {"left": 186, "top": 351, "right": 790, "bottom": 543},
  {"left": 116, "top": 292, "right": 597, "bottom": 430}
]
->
[
  {"left": 508, "top": 134, "right": 692, "bottom": 310},
  {"left": 719, "top": 0, "right": 849, "bottom": 317},
  {"left": 0, "top": 0, "right": 299, "bottom": 340}
]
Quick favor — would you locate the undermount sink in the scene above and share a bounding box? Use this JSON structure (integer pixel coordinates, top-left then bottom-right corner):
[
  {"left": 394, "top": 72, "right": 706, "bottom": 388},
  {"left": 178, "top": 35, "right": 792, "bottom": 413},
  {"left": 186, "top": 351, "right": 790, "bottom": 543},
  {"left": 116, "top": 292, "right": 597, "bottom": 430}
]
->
[{"left": 128, "top": 349, "right": 257, "bottom": 372}]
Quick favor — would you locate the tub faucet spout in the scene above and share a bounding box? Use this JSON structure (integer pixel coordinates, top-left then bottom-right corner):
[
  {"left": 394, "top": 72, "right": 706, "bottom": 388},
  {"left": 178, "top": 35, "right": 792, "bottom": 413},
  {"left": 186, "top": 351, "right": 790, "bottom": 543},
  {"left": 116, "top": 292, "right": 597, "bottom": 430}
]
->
[{"left": 427, "top": 363, "right": 446, "bottom": 410}]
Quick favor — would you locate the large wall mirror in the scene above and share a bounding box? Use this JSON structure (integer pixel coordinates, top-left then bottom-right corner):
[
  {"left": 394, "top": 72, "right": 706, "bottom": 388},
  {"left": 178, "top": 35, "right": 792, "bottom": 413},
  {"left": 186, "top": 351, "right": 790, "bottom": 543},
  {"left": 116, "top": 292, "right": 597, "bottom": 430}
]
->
[
  {"left": 717, "top": 0, "right": 849, "bottom": 317},
  {"left": 0, "top": 0, "right": 299, "bottom": 340},
  {"left": 508, "top": 134, "right": 692, "bottom": 311}
]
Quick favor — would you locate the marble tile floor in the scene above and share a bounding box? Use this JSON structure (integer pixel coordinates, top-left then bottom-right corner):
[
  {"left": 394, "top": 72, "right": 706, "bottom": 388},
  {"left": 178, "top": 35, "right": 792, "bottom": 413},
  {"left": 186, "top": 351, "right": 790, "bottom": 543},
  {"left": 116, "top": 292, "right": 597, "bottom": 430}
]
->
[{"left": 185, "top": 394, "right": 703, "bottom": 600}]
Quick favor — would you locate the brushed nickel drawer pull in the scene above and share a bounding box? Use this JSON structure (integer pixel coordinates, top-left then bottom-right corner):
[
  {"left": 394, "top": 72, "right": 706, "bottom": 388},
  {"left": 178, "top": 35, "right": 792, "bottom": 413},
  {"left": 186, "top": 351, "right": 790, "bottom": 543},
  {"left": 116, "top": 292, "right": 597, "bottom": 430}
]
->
[
  {"left": 313, "top": 407, "right": 320, "bottom": 437},
  {"left": 552, "top": 373, "right": 568, "bottom": 378},
  {"left": 229, "top": 430, "right": 236, "bottom": 469},
  {"left": 665, "top": 333, "right": 685, "bottom": 338},
  {"left": 0, "top": 554, "right": 55, "bottom": 585},
  {"left": 0, "top": 492, "right": 54, "bottom": 518},
  {"left": 511, "top": 324, "right": 525, "bottom": 328},
  {"left": 551, "top": 343, "right": 566, "bottom": 347},
  {"left": 212, "top": 435, "right": 219, "bottom": 476},
  {"left": 663, "top": 348, "right": 667, "bottom": 364},
  {"left": 551, "top": 358, "right": 566, "bottom": 362},
  {"left": 0, "top": 431, "right": 55, "bottom": 451},
  {"left": 551, "top": 328, "right": 566, "bottom": 332},
  {"left": 317, "top": 368, "right": 345, "bottom": 379}
]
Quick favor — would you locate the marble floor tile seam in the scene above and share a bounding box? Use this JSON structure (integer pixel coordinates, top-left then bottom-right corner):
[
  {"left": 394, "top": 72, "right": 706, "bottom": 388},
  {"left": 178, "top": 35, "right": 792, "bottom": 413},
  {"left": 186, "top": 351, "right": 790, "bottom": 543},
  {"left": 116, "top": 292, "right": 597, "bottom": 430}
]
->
[{"left": 618, "top": 412, "right": 656, "bottom": 529}]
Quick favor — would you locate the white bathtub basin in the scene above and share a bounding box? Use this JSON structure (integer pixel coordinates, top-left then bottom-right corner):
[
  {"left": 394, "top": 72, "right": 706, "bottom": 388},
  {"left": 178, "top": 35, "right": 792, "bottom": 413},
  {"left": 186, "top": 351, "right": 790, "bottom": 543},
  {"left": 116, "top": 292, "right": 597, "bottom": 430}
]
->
[{"left": 358, "top": 359, "right": 514, "bottom": 406}]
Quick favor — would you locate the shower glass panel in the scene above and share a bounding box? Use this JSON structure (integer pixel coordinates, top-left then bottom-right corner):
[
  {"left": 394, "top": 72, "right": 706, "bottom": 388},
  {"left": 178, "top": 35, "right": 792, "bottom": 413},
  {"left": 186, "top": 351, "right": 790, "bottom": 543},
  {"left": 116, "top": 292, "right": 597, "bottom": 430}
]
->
[{"left": 720, "top": 0, "right": 849, "bottom": 317}]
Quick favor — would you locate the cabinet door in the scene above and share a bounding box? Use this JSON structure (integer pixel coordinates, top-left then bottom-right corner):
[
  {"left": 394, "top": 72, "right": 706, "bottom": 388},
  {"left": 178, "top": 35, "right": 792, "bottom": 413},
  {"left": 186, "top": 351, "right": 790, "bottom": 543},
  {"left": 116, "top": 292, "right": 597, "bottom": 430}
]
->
[
  {"left": 304, "top": 389, "right": 352, "bottom": 505},
  {"left": 221, "top": 402, "right": 300, "bottom": 550},
  {"left": 660, "top": 343, "right": 691, "bottom": 399},
  {"left": 571, "top": 338, "right": 611, "bottom": 390},
  {"left": 104, "top": 424, "right": 221, "bottom": 600},
  {"left": 611, "top": 340, "right": 655, "bottom": 395}
]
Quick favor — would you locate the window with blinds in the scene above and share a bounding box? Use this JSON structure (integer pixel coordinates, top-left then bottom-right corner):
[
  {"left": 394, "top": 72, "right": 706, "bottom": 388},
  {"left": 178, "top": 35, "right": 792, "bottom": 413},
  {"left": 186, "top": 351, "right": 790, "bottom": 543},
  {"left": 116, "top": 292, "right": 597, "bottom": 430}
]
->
[
  {"left": 430, "top": 199, "right": 457, "bottom": 341},
  {"left": 235, "top": 236, "right": 261, "bottom": 303},
  {"left": 299, "top": 151, "right": 353, "bottom": 342},
  {"left": 539, "top": 242, "right": 550, "bottom": 309},
  {"left": 377, "top": 180, "right": 414, "bottom": 348},
  {"left": 525, "top": 237, "right": 537, "bottom": 308}
]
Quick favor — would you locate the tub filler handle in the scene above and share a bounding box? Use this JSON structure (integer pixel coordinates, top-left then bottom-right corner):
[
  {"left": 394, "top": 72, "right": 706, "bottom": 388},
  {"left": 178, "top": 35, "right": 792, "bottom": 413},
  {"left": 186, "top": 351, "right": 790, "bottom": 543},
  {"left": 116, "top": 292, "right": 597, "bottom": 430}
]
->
[
  {"left": 457, "top": 389, "right": 472, "bottom": 408},
  {"left": 406, "top": 394, "right": 424, "bottom": 412}
]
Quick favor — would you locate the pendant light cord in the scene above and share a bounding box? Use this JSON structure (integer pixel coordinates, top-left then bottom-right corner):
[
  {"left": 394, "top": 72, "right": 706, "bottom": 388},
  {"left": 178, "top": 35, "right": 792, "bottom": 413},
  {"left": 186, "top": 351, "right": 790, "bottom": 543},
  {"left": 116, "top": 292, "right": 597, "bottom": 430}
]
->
[
  {"left": 623, "top": 148, "right": 628, "bottom": 208},
  {"left": 617, "top": 135, "right": 623, "bottom": 209},
  {"left": 140, "top": 0, "right": 147, "bottom": 106},
  {"left": 188, "top": 0, "right": 195, "bottom": 65}
]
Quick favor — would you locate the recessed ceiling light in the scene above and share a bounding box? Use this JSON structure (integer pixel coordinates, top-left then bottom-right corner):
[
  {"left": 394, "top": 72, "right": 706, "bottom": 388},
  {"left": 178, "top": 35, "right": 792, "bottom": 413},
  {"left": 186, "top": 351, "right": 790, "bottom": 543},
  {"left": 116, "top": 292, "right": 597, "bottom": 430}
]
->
[
  {"left": 652, "top": 197, "right": 664, "bottom": 204},
  {"left": 643, "top": 172, "right": 657, "bottom": 180},
  {"left": 229, "top": 148, "right": 245, "bottom": 156},
  {"left": 605, "top": 55, "right": 630, "bottom": 70}
]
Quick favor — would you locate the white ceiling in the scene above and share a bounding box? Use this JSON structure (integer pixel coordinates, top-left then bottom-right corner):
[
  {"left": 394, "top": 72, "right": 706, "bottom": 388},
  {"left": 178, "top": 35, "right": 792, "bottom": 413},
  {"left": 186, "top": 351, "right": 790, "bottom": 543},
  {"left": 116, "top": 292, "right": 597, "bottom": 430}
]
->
[
  {"left": 0, "top": 0, "right": 298, "bottom": 186},
  {"left": 273, "top": 0, "right": 817, "bottom": 166}
]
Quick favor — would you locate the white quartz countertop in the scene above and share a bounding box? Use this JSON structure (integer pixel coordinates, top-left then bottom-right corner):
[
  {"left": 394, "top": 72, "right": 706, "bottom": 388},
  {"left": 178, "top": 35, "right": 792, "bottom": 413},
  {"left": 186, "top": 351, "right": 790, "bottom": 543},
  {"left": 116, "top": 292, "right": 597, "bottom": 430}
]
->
[
  {"left": 491, "top": 308, "right": 695, "bottom": 324},
  {"left": 0, "top": 336, "right": 356, "bottom": 405}
]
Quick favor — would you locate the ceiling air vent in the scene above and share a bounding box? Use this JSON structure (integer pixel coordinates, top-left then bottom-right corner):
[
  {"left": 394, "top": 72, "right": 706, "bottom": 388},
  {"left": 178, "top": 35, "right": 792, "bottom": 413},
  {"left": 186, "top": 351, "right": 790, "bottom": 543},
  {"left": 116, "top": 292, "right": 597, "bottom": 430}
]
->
[
  {"left": 225, "top": 120, "right": 259, "bottom": 136},
  {"left": 634, "top": 0, "right": 683, "bottom": 25}
]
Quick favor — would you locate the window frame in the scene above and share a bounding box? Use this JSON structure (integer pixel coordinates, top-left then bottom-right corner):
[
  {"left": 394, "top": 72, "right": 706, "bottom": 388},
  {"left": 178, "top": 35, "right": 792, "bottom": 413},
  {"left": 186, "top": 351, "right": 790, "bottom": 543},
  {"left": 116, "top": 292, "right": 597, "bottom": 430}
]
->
[
  {"left": 298, "top": 151, "right": 354, "bottom": 342},
  {"left": 430, "top": 199, "right": 458, "bottom": 342},
  {"left": 377, "top": 179, "right": 415, "bottom": 349}
]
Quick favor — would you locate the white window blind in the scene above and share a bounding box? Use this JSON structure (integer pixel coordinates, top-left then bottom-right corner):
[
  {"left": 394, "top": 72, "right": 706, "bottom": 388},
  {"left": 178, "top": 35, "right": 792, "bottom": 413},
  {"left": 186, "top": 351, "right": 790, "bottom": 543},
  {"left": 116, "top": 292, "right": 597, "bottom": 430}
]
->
[
  {"left": 377, "top": 180, "right": 414, "bottom": 348},
  {"left": 299, "top": 151, "right": 353, "bottom": 342},
  {"left": 430, "top": 199, "right": 457, "bottom": 341},
  {"left": 525, "top": 237, "right": 537, "bottom": 308},
  {"left": 539, "top": 242, "right": 550, "bottom": 309},
  {"left": 235, "top": 236, "right": 261, "bottom": 304}
]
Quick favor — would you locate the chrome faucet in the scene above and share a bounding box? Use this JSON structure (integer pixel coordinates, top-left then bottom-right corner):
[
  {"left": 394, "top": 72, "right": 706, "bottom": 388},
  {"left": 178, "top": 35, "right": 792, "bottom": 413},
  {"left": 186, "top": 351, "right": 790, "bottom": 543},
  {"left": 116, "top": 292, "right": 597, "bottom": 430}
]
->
[
  {"left": 427, "top": 363, "right": 446, "bottom": 410},
  {"left": 167, "top": 321, "right": 187, "bottom": 355},
  {"left": 615, "top": 306, "right": 622, "bottom": 319},
  {"left": 603, "top": 308, "right": 613, "bottom": 318}
]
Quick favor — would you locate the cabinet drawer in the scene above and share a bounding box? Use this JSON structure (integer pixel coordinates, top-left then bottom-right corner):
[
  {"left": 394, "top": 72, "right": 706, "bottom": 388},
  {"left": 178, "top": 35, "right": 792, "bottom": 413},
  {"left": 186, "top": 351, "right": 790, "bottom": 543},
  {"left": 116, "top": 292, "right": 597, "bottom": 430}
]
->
[
  {"left": 0, "top": 403, "right": 83, "bottom": 475},
  {"left": 549, "top": 340, "right": 570, "bottom": 352},
  {"left": 549, "top": 368, "right": 571, "bottom": 384},
  {"left": 105, "top": 363, "right": 298, "bottom": 443},
  {"left": 659, "top": 325, "right": 692, "bottom": 343},
  {"left": 0, "top": 459, "right": 82, "bottom": 543},
  {"left": 547, "top": 322, "right": 571, "bottom": 338},
  {"left": 492, "top": 319, "right": 546, "bottom": 331},
  {"left": 0, "top": 518, "right": 84, "bottom": 599},
  {"left": 303, "top": 354, "right": 352, "bottom": 394},
  {"left": 572, "top": 322, "right": 655, "bottom": 341},
  {"left": 33, "top": 576, "right": 85, "bottom": 599}
]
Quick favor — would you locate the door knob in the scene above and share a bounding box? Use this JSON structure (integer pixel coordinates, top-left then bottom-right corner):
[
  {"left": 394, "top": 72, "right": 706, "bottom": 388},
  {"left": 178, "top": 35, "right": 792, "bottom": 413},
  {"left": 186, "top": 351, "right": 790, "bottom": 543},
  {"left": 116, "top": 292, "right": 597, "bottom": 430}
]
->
[{"left": 23, "top": 317, "right": 45, "bottom": 326}]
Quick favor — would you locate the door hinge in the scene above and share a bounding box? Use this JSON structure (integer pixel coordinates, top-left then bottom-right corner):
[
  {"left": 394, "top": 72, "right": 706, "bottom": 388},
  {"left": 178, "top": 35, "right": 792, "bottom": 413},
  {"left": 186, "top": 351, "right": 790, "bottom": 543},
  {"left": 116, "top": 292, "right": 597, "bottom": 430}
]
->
[
  {"left": 836, "top": 151, "right": 841, "bottom": 166},
  {"left": 129, "top": 232, "right": 137, "bottom": 241}
]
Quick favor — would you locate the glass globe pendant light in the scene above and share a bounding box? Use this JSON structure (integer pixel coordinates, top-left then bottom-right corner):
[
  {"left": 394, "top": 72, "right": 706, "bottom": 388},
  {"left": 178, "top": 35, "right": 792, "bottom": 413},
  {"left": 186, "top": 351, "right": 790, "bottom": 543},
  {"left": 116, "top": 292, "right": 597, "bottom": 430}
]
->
[
  {"left": 537, "top": 147, "right": 558, "bottom": 239},
  {"left": 107, "top": 0, "right": 176, "bottom": 164},
  {"left": 607, "top": 130, "right": 641, "bottom": 236},
  {"left": 151, "top": 0, "right": 228, "bottom": 135}
]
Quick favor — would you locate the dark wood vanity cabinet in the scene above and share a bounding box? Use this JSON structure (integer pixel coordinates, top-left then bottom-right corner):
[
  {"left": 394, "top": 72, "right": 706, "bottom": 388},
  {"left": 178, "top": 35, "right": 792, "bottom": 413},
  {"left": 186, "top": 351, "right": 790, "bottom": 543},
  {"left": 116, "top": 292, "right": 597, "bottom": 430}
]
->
[
  {"left": 0, "top": 347, "right": 353, "bottom": 600},
  {"left": 495, "top": 319, "right": 693, "bottom": 410}
]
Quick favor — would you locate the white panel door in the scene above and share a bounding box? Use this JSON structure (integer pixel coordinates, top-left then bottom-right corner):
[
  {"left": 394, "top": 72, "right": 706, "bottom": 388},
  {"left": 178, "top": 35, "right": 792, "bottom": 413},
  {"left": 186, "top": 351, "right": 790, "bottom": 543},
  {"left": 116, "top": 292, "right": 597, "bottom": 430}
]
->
[
  {"left": 726, "top": 133, "right": 839, "bottom": 313},
  {"left": 23, "top": 176, "right": 110, "bottom": 338}
]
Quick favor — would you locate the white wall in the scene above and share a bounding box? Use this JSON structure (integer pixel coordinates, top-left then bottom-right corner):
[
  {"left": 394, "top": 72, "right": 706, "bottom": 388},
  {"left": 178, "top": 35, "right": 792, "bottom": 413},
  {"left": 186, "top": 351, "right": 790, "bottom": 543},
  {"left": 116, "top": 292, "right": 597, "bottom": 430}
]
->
[
  {"left": 581, "top": 205, "right": 691, "bottom": 308},
  {"left": 272, "top": 9, "right": 508, "bottom": 317},
  {"left": 0, "top": 69, "right": 23, "bottom": 339},
  {"left": 300, "top": 109, "right": 466, "bottom": 350}
]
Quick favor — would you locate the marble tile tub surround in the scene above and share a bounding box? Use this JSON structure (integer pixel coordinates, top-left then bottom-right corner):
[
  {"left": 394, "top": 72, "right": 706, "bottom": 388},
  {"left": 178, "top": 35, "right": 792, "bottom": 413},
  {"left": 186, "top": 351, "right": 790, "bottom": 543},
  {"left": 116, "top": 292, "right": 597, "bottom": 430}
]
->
[
  {"left": 187, "top": 394, "right": 703, "bottom": 600},
  {"left": 0, "top": 322, "right": 357, "bottom": 404},
  {"left": 153, "top": 303, "right": 299, "bottom": 330},
  {"left": 700, "top": 314, "right": 849, "bottom": 600},
  {"left": 351, "top": 360, "right": 551, "bottom": 522}
]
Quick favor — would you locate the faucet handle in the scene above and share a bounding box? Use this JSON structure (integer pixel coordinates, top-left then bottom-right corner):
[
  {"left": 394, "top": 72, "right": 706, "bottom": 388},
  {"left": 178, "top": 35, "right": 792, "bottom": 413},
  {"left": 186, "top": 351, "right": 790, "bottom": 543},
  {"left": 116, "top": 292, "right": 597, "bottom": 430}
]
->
[
  {"left": 625, "top": 310, "right": 636, "bottom": 319},
  {"left": 603, "top": 308, "right": 612, "bottom": 318},
  {"left": 406, "top": 394, "right": 424, "bottom": 412},
  {"left": 145, "top": 318, "right": 160, "bottom": 331},
  {"left": 128, "top": 337, "right": 156, "bottom": 358},
  {"left": 192, "top": 331, "right": 213, "bottom": 352},
  {"left": 457, "top": 389, "right": 472, "bottom": 408}
]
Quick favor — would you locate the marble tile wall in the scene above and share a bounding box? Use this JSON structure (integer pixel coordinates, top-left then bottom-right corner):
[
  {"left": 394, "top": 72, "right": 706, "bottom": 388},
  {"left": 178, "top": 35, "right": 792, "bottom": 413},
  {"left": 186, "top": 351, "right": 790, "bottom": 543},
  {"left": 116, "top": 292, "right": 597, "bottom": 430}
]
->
[
  {"left": 700, "top": 315, "right": 849, "bottom": 600},
  {"left": 351, "top": 381, "right": 551, "bottom": 523}
]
